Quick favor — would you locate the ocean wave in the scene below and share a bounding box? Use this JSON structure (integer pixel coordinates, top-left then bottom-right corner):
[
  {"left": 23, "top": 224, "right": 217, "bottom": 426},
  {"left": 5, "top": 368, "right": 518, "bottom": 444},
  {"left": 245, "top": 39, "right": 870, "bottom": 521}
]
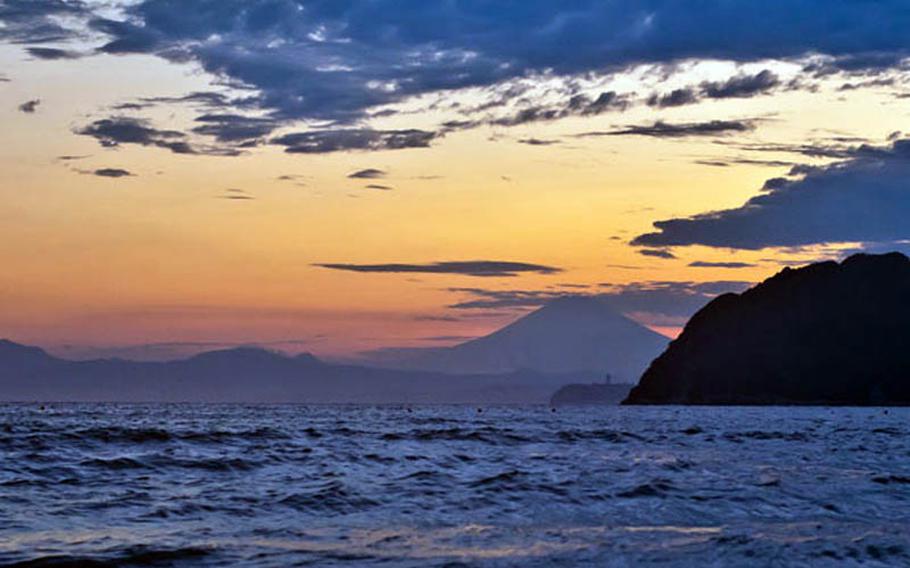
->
[
  {"left": 3, "top": 404, "right": 910, "bottom": 566},
  {"left": 4, "top": 545, "right": 212, "bottom": 567}
]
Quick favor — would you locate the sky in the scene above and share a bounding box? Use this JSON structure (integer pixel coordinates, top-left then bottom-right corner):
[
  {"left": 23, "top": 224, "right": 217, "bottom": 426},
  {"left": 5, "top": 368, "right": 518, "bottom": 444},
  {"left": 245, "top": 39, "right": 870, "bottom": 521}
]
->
[{"left": 1, "top": 0, "right": 909, "bottom": 361}]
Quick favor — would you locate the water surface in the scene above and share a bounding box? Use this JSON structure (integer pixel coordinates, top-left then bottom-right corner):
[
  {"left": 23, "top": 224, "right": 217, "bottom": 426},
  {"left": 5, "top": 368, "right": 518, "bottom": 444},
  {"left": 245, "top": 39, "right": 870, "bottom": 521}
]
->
[{"left": 1, "top": 404, "right": 908, "bottom": 566}]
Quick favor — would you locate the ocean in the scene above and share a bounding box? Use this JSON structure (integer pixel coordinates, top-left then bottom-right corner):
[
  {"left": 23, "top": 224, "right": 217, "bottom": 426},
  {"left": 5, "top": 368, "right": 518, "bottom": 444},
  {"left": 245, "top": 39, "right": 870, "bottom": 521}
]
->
[{"left": 1, "top": 404, "right": 908, "bottom": 566}]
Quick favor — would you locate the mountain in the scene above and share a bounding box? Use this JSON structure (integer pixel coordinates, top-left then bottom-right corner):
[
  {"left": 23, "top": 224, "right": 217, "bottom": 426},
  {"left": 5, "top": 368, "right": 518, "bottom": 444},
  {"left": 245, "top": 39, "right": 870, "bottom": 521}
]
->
[
  {"left": 364, "top": 296, "right": 668, "bottom": 382},
  {"left": 624, "top": 253, "right": 910, "bottom": 406},
  {"left": 0, "top": 339, "right": 60, "bottom": 374},
  {"left": 0, "top": 340, "right": 593, "bottom": 404}
]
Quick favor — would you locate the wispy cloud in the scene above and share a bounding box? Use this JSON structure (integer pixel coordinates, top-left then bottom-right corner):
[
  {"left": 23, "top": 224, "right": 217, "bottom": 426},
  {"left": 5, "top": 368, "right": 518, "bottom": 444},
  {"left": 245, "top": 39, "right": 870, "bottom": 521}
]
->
[
  {"left": 647, "top": 70, "right": 781, "bottom": 108},
  {"left": 92, "top": 168, "right": 134, "bottom": 178},
  {"left": 580, "top": 119, "right": 757, "bottom": 139},
  {"left": 638, "top": 248, "right": 677, "bottom": 259},
  {"left": 26, "top": 46, "right": 81, "bottom": 60},
  {"left": 315, "top": 261, "right": 562, "bottom": 278},
  {"left": 348, "top": 168, "right": 386, "bottom": 179},
  {"left": 688, "top": 261, "right": 756, "bottom": 268}
]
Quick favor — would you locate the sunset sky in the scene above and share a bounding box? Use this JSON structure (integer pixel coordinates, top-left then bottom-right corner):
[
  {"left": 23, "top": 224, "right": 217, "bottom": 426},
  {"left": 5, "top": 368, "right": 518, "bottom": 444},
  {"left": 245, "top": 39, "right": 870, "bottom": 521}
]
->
[{"left": 2, "top": 1, "right": 909, "bottom": 360}]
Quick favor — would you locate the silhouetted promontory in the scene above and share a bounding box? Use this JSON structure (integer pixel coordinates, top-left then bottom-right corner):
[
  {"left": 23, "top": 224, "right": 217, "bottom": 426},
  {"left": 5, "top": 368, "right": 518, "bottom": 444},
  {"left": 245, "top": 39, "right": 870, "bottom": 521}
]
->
[{"left": 624, "top": 253, "right": 910, "bottom": 405}]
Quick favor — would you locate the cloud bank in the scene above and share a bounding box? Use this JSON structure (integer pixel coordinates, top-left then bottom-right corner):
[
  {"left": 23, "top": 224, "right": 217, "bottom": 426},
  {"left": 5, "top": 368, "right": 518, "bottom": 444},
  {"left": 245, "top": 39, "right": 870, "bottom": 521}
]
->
[
  {"left": 5, "top": 1, "right": 910, "bottom": 128},
  {"left": 633, "top": 139, "right": 910, "bottom": 250}
]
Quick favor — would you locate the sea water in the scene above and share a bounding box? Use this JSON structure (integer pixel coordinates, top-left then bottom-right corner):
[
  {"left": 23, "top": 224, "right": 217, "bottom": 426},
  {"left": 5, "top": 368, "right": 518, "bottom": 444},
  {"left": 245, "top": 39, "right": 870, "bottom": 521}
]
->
[{"left": 1, "top": 404, "right": 908, "bottom": 566}]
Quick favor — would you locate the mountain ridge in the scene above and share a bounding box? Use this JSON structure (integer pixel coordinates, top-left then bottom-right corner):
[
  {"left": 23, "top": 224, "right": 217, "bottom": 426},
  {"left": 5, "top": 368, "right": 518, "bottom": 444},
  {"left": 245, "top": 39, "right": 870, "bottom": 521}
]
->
[
  {"left": 0, "top": 338, "right": 596, "bottom": 404},
  {"left": 624, "top": 252, "right": 910, "bottom": 406}
]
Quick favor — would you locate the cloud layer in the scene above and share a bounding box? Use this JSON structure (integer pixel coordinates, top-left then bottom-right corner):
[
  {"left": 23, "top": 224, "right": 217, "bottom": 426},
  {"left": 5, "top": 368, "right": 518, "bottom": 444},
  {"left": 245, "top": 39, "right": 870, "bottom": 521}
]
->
[
  {"left": 7, "top": 1, "right": 910, "bottom": 128},
  {"left": 633, "top": 139, "right": 910, "bottom": 250},
  {"left": 80, "top": 1, "right": 910, "bottom": 123}
]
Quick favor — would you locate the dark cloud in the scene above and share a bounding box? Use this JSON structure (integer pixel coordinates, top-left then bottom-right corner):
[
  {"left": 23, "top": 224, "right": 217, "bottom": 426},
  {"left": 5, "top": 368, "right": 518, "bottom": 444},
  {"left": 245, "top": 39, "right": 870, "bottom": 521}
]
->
[
  {"left": 273, "top": 129, "right": 437, "bottom": 154},
  {"left": 805, "top": 52, "right": 910, "bottom": 77},
  {"left": 18, "top": 99, "right": 39, "bottom": 113},
  {"left": 638, "top": 248, "right": 677, "bottom": 259},
  {"left": 92, "top": 168, "right": 133, "bottom": 178},
  {"left": 315, "top": 261, "right": 562, "bottom": 278},
  {"left": 647, "top": 87, "right": 699, "bottom": 108},
  {"left": 518, "top": 138, "right": 560, "bottom": 146},
  {"left": 191, "top": 113, "right": 277, "bottom": 145},
  {"left": 648, "top": 70, "right": 780, "bottom": 108},
  {"left": 715, "top": 138, "right": 897, "bottom": 161},
  {"left": 112, "top": 91, "right": 243, "bottom": 113},
  {"left": 78, "top": 116, "right": 189, "bottom": 150},
  {"left": 581, "top": 119, "right": 756, "bottom": 139},
  {"left": 76, "top": 117, "right": 240, "bottom": 156},
  {"left": 111, "top": 102, "right": 150, "bottom": 111},
  {"left": 142, "top": 91, "right": 233, "bottom": 107},
  {"left": 694, "top": 157, "right": 796, "bottom": 168},
  {"left": 688, "top": 261, "right": 756, "bottom": 268},
  {"left": 488, "top": 91, "right": 630, "bottom": 127},
  {"left": 633, "top": 138, "right": 910, "bottom": 250},
  {"left": 838, "top": 77, "right": 896, "bottom": 91},
  {"left": 700, "top": 70, "right": 780, "bottom": 99},
  {"left": 276, "top": 174, "right": 307, "bottom": 186},
  {"left": 217, "top": 189, "right": 255, "bottom": 200},
  {"left": 65, "top": 1, "right": 910, "bottom": 125},
  {"left": 0, "top": 0, "right": 87, "bottom": 44},
  {"left": 348, "top": 168, "right": 386, "bottom": 179},
  {"left": 112, "top": 91, "right": 260, "bottom": 118},
  {"left": 26, "top": 46, "right": 81, "bottom": 59},
  {"left": 365, "top": 184, "right": 393, "bottom": 191},
  {"left": 7, "top": 2, "right": 910, "bottom": 161}
]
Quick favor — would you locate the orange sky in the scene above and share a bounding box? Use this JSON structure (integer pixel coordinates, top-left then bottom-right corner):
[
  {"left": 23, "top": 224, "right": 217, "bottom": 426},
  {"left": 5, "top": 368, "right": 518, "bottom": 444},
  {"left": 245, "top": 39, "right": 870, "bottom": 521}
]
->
[{"left": 1, "top": 19, "right": 906, "bottom": 359}]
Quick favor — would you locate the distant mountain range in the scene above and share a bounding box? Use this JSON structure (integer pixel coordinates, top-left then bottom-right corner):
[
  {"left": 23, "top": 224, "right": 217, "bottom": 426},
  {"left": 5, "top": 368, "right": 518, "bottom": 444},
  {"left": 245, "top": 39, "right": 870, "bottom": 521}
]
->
[
  {"left": 0, "top": 296, "right": 668, "bottom": 404},
  {"left": 625, "top": 253, "right": 910, "bottom": 406},
  {"left": 0, "top": 339, "right": 596, "bottom": 404},
  {"left": 362, "top": 296, "right": 668, "bottom": 382}
]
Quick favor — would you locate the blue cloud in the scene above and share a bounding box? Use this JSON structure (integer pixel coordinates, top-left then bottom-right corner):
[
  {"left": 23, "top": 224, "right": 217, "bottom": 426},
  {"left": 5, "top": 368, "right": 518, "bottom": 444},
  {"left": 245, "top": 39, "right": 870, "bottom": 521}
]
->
[
  {"left": 633, "top": 139, "right": 910, "bottom": 250},
  {"left": 16, "top": 0, "right": 907, "bottom": 124},
  {"left": 7, "top": 1, "right": 910, "bottom": 158}
]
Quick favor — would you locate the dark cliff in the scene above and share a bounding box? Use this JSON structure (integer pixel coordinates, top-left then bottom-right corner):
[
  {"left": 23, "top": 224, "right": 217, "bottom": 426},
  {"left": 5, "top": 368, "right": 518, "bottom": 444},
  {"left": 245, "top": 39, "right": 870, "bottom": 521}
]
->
[{"left": 624, "top": 253, "right": 910, "bottom": 405}]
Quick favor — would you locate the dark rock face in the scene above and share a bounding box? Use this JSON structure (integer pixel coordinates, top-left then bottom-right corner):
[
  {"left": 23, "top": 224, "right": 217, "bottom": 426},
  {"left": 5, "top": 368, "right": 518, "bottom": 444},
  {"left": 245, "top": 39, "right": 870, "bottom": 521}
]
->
[
  {"left": 624, "top": 253, "right": 910, "bottom": 405},
  {"left": 549, "top": 383, "right": 632, "bottom": 406}
]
